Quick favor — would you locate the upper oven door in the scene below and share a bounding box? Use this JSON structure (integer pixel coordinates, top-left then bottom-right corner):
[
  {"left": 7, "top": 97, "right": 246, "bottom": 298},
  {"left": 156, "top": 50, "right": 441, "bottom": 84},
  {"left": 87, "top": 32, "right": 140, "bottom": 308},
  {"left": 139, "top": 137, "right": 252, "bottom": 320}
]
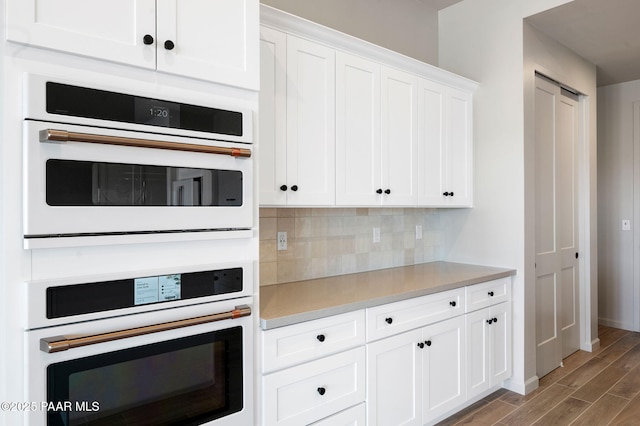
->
[{"left": 23, "top": 120, "right": 253, "bottom": 239}]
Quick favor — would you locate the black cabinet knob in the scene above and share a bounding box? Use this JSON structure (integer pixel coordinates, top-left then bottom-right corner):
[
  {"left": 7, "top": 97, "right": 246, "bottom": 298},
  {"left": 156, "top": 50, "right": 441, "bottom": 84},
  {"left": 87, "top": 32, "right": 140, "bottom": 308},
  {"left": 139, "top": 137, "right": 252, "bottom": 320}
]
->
[
  {"left": 443, "top": 192, "right": 450, "bottom": 196},
  {"left": 449, "top": 301, "right": 456, "bottom": 307},
  {"left": 280, "top": 185, "right": 288, "bottom": 191},
  {"left": 450, "top": 192, "right": 455, "bottom": 196},
  {"left": 143, "top": 34, "right": 154, "bottom": 45},
  {"left": 164, "top": 40, "right": 175, "bottom": 50},
  {"left": 417, "top": 342, "right": 424, "bottom": 349},
  {"left": 384, "top": 189, "right": 391, "bottom": 194},
  {"left": 316, "top": 334, "right": 326, "bottom": 342},
  {"left": 376, "top": 189, "right": 383, "bottom": 194},
  {"left": 317, "top": 387, "right": 326, "bottom": 396},
  {"left": 487, "top": 318, "right": 493, "bottom": 324},
  {"left": 385, "top": 317, "right": 393, "bottom": 324},
  {"left": 488, "top": 291, "right": 495, "bottom": 297},
  {"left": 493, "top": 317, "right": 498, "bottom": 323},
  {"left": 291, "top": 185, "right": 298, "bottom": 191},
  {"left": 425, "top": 340, "right": 432, "bottom": 347}
]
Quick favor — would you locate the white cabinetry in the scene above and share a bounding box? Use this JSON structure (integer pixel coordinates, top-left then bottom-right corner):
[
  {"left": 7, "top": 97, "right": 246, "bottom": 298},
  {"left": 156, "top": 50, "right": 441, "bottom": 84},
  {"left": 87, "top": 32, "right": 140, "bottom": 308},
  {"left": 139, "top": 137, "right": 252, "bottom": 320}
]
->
[
  {"left": 260, "top": 277, "right": 512, "bottom": 426},
  {"left": 261, "top": 311, "right": 366, "bottom": 425},
  {"left": 263, "top": 347, "right": 366, "bottom": 426},
  {"left": 335, "top": 52, "right": 381, "bottom": 206},
  {"left": 367, "top": 316, "right": 466, "bottom": 426},
  {"left": 465, "top": 279, "right": 512, "bottom": 400},
  {"left": 7, "top": 0, "right": 259, "bottom": 89},
  {"left": 418, "top": 80, "right": 473, "bottom": 206},
  {"left": 285, "top": 36, "right": 336, "bottom": 206},
  {"left": 259, "top": 26, "right": 288, "bottom": 205},
  {"left": 366, "top": 291, "right": 466, "bottom": 426},
  {"left": 259, "top": 28, "right": 336, "bottom": 206},
  {"left": 335, "top": 52, "right": 418, "bottom": 206},
  {"left": 367, "top": 328, "right": 423, "bottom": 425},
  {"left": 260, "top": 6, "right": 476, "bottom": 208}
]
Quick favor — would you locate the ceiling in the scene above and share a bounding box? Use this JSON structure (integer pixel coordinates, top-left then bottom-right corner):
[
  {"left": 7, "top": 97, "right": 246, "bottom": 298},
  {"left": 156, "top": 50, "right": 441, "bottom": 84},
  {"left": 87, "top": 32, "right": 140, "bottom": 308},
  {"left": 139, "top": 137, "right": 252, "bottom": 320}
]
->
[
  {"left": 523, "top": 0, "right": 640, "bottom": 87},
  {"left": 420, "top": 0, "right": 462, "bottom": 10},
  {"left": 424, "top": 0, "right": 640, "bottom": 87}
]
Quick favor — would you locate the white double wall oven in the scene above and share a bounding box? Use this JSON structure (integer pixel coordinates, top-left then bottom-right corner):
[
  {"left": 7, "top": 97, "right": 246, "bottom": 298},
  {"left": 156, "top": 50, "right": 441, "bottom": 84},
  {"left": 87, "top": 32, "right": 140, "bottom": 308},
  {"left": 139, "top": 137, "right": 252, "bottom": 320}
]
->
[{"left": 5, "top": 55, "right": 259, "bottom": 425}]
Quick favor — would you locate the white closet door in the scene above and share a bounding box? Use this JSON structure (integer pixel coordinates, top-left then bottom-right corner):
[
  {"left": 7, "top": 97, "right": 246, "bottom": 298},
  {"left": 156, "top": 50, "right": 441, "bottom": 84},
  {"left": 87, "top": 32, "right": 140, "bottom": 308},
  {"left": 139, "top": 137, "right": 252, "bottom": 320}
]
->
[{"left": 534, "top": 75, "right": 580, "bottom": 378}]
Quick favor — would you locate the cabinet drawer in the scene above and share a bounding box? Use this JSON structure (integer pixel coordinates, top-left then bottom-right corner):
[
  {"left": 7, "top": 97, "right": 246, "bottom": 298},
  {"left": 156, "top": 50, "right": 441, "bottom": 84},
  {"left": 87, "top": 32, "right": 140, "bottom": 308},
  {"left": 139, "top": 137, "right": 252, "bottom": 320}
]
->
[
  {"left": 465, "top": 277, "right": 511, "bottom": 313},
  {"left": 366, "top": 288, "right": 465, "bottom": 341},
  {"left": 310, "top": 403, "right": 366, "bottom": 425},
  {"left": 262, "top": 310, "right": 365, "bottom": 373},
  {"left": 263, "top": 347, "right": 366, "bottom": 426}
]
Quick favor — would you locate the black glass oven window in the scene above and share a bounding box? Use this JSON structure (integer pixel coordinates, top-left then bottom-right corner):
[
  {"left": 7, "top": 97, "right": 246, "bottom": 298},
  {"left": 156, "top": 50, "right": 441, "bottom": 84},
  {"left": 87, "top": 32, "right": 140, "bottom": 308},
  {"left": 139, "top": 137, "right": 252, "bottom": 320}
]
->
[
  {"left": 46, "top": 82, "right": 243, "bottom": 136},
  {"left": 47, "top": 327, "right": 244, "bottom": 426},
  {"left": 47, "top": 268, "right": 244, "bottom": 319},
  {"left": 45, "top": 159, "right": 242, "bottom": 207}
]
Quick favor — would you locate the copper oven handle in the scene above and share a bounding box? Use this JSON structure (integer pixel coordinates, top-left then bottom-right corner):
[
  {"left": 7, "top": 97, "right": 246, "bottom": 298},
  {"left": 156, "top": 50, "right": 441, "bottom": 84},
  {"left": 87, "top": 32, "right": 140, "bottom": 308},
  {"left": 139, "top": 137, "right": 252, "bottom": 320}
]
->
[
  {"left": 39, "top": 129, "right": 251, "bottom": 158},
  {"left": 40, "top": 304, "right": 251, "bottom": 353}
]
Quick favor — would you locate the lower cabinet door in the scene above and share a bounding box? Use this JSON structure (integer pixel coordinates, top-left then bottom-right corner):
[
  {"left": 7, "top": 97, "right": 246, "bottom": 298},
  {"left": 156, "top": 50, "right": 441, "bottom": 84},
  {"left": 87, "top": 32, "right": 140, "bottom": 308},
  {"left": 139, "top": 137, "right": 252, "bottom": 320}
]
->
[
  {"left": 466, "top": 302, "right": 512, "bottom": 400},
  {"left": 466, "top": 307, "right": 491, "bottom": 399},
  {"left": 263, "top": 347, "right": 365, "bottom": 426},
  {"left": 367, "top": 329, "right": 422, "bottom": 426},
  {"left": 490, "top": 302, "right": 512, "bottom": 385},
  {"left": 422, "top": 316, "right": 466, "bottom": 423},
  {"left": 311, "top": 403, "right": 366, "bottom": 426}
]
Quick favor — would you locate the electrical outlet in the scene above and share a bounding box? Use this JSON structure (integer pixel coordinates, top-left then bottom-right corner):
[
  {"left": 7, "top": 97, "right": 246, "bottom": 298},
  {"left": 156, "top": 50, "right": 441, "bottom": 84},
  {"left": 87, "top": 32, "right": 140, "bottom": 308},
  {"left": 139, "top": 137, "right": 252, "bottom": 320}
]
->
[
  {"left": 277, "top": 231, "right": 287, "bottom": 250},
  {"left": 415, "top": 225, "right": 423, "bottom": 240},
  {"left": 622, "top": 220, "right": 631, "bottom": 231},
  {"left": 373, "top": 227, "right": 380, "bottom": 243}
]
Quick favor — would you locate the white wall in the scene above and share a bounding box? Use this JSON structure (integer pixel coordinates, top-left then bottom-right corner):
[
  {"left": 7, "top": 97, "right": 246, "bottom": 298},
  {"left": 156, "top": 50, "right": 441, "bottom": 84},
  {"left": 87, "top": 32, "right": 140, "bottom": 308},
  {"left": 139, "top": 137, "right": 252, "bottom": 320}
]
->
[
  {"left": 598, "top": 79, "right": 640, "bottom": 331},
  {"left": 438, "top": 0, "right": 597, "bottom": 395},
  {"left": 260, "top": 0, "right": 440, "bottom": 66}
]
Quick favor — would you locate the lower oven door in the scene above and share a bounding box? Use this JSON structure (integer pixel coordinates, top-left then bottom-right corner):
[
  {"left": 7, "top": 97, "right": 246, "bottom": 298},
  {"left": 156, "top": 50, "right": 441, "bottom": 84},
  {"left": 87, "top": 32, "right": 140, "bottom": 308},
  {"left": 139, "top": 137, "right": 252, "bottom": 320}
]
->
[
  {"left": 25, "top": 297, "right": 254, "bottom": 426},
  {"left": 23, "top": 120, "right": 253, "bottom": 239}
]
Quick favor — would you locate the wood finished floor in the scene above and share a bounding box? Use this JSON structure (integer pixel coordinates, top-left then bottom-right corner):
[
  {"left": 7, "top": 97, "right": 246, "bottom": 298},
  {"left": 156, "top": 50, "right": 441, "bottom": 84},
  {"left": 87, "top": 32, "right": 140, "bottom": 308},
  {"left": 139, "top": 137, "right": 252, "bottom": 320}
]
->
[{"left": 437, "top": 326, "right": 640, "bottom": 426}]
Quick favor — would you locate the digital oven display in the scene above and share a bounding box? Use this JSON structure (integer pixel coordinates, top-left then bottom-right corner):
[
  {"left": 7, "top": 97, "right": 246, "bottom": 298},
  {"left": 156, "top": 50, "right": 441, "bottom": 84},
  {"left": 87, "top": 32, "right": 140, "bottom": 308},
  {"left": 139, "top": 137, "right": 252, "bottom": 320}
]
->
[
  {"left": 133, "top": 98, "right": 180, "bottom": 127},
  {"left": 134, "top": 274, "right": 182, "bottom": 305}
]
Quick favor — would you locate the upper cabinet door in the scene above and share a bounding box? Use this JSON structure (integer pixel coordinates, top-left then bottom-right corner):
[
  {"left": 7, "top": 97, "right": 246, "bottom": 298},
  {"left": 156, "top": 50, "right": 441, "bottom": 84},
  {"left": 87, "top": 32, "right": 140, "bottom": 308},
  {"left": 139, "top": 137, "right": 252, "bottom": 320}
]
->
[
  {"left": 446, "top": 87, "right": 473, "bottom": 207},
  {"left": 6, "top": 0, "right": 156, "bottom": 69},
  {"left": 7, "top": 0, "right": 259, "bottom": 89},
  {"left": 259, "top": 26, "right": 288, "bottom": 206},
  {"left": 381, "top": 67, "right": 418, "bottom": 206},
  {"left": 418, "top": 78, "right": 447, "bottom": 206},
  {"left": 285, "top": 35, "right": 336, "bottom": 206},
  {"left": 336, "top": 52, "right": 381, "bottom": 206},
  {"left": 156, "top": 0, "right": 259, "bottom": 89},
  {"left": 418, "top": 79, "right": 473, "bottom": 207}
]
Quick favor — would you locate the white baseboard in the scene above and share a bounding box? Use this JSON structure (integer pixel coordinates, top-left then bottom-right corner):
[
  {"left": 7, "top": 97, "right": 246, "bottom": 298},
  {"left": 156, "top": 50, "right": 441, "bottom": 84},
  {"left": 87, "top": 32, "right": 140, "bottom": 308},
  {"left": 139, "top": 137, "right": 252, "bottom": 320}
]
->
[{"left": 502, "top": 375, "right": 539, "bottom": 395}]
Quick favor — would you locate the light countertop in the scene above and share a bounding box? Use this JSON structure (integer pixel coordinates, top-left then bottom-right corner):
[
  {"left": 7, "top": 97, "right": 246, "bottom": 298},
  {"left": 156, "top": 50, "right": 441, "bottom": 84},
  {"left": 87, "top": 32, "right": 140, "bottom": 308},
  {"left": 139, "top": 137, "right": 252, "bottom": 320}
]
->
[{"left": 260, "top": 261, "right": 516, "bottom": 330}]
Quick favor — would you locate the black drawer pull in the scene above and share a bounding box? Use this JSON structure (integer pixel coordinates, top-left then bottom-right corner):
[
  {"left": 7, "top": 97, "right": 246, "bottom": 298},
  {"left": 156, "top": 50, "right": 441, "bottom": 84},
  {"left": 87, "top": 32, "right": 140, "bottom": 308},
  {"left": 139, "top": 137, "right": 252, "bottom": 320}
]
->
[
  {"left": 317, "top": 387, "right": 326, "bottom": 396},
  {"left": 316, "top": 334, "right": 326, "bottom": 342},
  {"left": 449, "top": 301, "right": 457, "bottom": 307},
  {"left": 425, "top": 340, "right": 432, "bottom": 347},
  {"left": 487, "top": 318, "right": 493, "bottom": 324},
  {"left": 488, "top": 291, "right": 495, "bottom": 297},
  {"left": 385, "top": 317, "right": 393, "bottom": 324},
  {"left": 417, "top": 342, "right": 424, "bottom": 349}
]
